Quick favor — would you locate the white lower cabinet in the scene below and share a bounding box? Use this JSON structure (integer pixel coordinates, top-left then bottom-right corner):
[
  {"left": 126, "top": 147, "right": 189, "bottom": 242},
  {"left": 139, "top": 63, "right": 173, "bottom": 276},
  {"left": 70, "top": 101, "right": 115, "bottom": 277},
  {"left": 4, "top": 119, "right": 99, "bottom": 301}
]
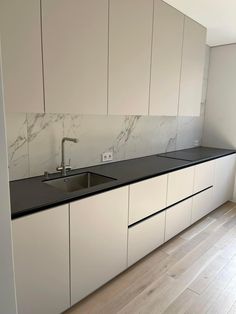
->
[
  {"left": 129, "top": 175, "right": 167, "bottom": 224},
  {"left": 192, "top": 188, "right": 213, "bottom": 224},
  {"left": 165, "top": 198, "right": 192, "bottom": 242},
  {"left": 167, "top": 166, "right": 195, "bottom": 206},
  {"left": 70, "top": 187, "right": 129, "bottom": 305},
  {"left": 12, "top": 205, "right": 70, "bottom": 314},
  {"left": 213, "top": 154, "right": 236, "bottom": 209},
  {"left": 194, "top": 160, "right": 215, "bottom": 193},
  {"left": 128, "top": 211, "right": 165, "bottom": 267}
]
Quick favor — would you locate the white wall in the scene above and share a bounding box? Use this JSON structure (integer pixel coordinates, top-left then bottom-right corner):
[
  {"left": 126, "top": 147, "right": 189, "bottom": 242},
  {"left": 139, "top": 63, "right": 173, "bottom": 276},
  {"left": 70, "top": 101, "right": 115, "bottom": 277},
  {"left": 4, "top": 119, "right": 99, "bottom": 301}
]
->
[
  {"left": 0, "top": 43, "right": 17, "bottom": 314},
  {"left": 203, "top": 43, "right": 236, "bottom": 200}
]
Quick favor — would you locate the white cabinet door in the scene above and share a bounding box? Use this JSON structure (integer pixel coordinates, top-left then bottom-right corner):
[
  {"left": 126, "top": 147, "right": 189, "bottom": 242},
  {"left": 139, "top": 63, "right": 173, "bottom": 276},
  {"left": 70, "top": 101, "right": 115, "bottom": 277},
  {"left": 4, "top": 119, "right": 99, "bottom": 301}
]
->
[
  {"left": 167, "top": 166, "right": 194, "bottom": 206},
  {"left": 129, "top": 175, "right": 167, "bottom": 225},
  {"left": 213, "top": 154, "right": 236, "bottom": 209},
  {"left": 165, "top": 198, "right": 192, "bottom": 241},
  {"left": 108, "top": 0, "right": 153, "bottom": 115},
  {"left": 128, "top": 211, "right": 165, "bottom": 266},
  {"left": 149, "top": 0, "right": 184, "bottom": 116},
  {"left": 179, "top": 17, "right": 206, "bottom": 116},
  {"left": 194, "top": 160, "right": 215, "bottom": 193},
  {"left": 42, "top": 0, "right": 108, "bottom": 114},
  {"left": 70, "top": 187, "right": 128, "bottom": 305},
  {"left": 12, "top": 205, "right": 70, "bottom": 314},
  {"left": 0, "top": 0, "right": 44, "bottom": 113},
  {"left": 192, "top": 188, "right": 213, "bottom": 224}
]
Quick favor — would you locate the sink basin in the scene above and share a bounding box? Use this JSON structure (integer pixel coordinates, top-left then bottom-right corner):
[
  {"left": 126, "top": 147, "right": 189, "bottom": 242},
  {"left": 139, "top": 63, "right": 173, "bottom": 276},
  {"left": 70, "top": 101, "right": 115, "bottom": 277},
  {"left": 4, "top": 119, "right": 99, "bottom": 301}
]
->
[{"left": 44, "top": 172, "right": 116, "bottom": 193}]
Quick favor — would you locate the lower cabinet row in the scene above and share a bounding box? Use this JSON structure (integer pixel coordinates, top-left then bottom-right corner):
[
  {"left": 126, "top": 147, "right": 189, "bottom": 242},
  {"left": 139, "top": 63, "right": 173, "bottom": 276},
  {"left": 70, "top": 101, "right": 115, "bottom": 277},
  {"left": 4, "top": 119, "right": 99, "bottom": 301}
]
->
[
  {"left": 12, "top": 186, "right": 215, "bottom": 314},
  {"left": 12, "top": 187, "right": 129, "bottom": 314}
]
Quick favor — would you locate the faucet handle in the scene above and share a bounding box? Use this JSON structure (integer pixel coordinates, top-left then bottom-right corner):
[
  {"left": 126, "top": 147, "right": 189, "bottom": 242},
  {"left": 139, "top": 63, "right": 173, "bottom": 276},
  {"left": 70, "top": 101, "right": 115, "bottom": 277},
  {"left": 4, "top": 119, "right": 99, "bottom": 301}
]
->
[
  {"left": 64, "top": 159, "right": 72, "bottom": 172},
  {"left": 44, "top": 171, "right": 50, "bottom": 179}
]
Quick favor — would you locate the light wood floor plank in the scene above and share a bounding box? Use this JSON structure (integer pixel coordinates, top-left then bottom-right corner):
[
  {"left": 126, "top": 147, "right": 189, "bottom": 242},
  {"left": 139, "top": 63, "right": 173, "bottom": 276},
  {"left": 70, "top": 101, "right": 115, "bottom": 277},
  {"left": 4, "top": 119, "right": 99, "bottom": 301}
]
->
[
  {"left": 180, "top": 216, "right": 216, "bottom": 241},
  {"left": 163, "top": 288, "right": 198, "bottom": 314},
  {"left": 185, "top": 255, "right": 236, "bottom": 313},
  {"left": 206, "top": 273, "right": 236, "bottom": 314},
  {"left": 120, "top": 244, "right": 220, "bottom": 313}
]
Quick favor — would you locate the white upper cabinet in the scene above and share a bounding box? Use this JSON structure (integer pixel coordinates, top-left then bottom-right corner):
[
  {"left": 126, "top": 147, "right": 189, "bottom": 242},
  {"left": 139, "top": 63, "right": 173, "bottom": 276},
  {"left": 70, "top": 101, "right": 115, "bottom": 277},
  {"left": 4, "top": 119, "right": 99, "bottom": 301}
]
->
[
  {"left": 178, "top": 17, "right": 206, "bottom": 116},
  {"left": 149, "top": 0, "right": 184, "bottom": 116},
  {"left": 0, "top": 0, "right": 207, "bottom": 116},
  {"left": 0, "top": 0, "right": 44, "bottom": 113},
  {"left": 42, "top": 0, "right": 108, "bottom": 114},
  {"left": 108, "top": 0, "right": 153, "bottom": 115}
]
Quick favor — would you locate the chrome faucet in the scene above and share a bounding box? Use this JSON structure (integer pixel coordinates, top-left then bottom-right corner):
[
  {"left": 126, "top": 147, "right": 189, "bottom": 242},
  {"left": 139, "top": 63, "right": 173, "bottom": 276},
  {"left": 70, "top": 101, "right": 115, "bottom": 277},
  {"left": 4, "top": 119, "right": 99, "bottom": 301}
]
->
[{"left": 57, "top": 137, "right": 79, "bottom": 176}]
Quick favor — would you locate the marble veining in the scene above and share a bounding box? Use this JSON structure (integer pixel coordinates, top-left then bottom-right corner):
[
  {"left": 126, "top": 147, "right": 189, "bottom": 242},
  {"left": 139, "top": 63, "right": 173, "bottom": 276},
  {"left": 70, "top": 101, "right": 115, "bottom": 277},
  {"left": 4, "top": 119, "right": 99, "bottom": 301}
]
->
[
  {"left": 27, "top": 113, "right": 64, "bottom": 177},
  {"left": 6, "top": 113, "right": 29, "bottom": 180},
  {"left": 109, "top": 116, "right": 141, "bottom": 155},
  {"left": 6, "top": 112, "right": 205, "bottom": 181}
]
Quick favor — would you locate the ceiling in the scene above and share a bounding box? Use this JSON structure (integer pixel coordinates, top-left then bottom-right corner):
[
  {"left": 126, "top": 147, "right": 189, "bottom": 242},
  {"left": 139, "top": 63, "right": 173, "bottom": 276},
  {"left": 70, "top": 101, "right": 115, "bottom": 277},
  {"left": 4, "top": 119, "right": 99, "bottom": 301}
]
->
[{"left": 163, "top": 0, "right": 236, "bottom": 47}]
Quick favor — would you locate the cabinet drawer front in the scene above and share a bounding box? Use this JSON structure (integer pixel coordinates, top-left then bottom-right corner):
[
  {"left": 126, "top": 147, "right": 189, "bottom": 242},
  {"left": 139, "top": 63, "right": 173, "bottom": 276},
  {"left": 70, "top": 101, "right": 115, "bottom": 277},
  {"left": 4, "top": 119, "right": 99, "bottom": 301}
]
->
[
  {"left": 128, "top": 211, "right": 165, "bottom": 266},
  {"left": 129, "top": 175, "right": 167, "bottom": 224},
  {"left": 167, "top": 167, "right": 194, "bottom": 206},
  {"left": 192, "top": 188, "right": 213, "bottom": 224},
  {"left": 165, "top": 198, "right": 192, "bottom": 242},
  {"left": 194, "top": 160, "right": 215, "bottom": 193},
  {"left": 70, "top": 187, "right": 128, "bottom": 305}
]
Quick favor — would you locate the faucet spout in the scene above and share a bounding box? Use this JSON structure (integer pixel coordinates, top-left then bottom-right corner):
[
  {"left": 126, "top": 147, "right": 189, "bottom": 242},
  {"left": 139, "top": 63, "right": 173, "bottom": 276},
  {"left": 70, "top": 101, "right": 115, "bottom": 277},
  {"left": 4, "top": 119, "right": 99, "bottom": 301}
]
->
[
  {"left": 57, "top": 137, "right": 79, "bottom": 176},
  {"left": 62, "top": 137, "right": 79, "bottom": 144}
]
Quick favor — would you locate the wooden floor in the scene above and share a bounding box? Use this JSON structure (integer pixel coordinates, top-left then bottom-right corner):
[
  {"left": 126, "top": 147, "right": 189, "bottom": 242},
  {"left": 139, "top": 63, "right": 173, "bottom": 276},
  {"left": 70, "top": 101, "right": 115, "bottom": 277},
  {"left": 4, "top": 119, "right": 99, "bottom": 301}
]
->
[{"left": 65, "top": 202, "right": 236, "bottom": 314}]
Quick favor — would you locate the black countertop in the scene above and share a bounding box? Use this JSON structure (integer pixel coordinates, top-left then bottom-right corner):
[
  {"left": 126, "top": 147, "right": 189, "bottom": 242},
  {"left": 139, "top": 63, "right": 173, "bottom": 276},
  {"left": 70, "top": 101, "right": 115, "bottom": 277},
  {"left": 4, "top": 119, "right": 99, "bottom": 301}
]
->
[{"left": 10, "top": 146, "right": 236, "bottom": 219}]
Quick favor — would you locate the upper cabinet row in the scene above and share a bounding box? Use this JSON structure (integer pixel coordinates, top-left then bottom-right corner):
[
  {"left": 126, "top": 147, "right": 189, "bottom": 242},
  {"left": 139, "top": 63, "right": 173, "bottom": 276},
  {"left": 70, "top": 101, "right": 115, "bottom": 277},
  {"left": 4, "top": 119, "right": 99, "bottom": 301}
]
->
[{"left": 0, "top": 0, "right": 206, "bottom": 116}]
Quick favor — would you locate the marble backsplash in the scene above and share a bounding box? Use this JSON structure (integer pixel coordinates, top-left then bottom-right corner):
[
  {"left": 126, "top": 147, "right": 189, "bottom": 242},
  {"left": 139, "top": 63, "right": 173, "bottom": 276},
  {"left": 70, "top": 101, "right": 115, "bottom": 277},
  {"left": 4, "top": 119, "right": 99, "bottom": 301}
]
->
[{"left": 6, "top": 112, "right": 205, "bottom": 181}]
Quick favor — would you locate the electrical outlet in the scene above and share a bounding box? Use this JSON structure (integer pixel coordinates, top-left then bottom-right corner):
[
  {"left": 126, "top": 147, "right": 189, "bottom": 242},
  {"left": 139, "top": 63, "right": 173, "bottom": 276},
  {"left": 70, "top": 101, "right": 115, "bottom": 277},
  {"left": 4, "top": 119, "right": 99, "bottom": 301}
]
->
[
  {"left": 194, "top": 140, "right": 200, "bottom": 147},
  {"left": 102, "top": 151, "right": 113, "bottom": 162}
]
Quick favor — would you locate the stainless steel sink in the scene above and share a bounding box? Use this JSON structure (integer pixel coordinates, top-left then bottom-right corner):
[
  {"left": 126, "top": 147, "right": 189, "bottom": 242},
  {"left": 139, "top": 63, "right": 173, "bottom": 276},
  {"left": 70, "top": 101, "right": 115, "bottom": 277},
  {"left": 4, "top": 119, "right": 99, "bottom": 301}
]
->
[{"left": 44, "top": 172, "right": 116, "bottom": 193}]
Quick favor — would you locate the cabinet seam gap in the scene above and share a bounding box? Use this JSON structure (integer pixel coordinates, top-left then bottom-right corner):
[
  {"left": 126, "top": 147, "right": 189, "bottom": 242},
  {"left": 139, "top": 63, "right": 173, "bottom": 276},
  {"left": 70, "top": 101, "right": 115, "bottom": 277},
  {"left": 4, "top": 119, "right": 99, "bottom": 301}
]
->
[
  {"left": 148, "top": 0, "right": 155, "bottom": 116},
  {"left": 177, "top": 15, "right": 185, "bottom": 117},
  {"left": 68, "top": 203, "right": 72, "bottom": 306},
  {"left": 164, "top": 175, "right": 169, "bottom": 242},
  {"left": 40, "top": 0, "right": 46, "bottom": 113},
  {"left": 126, "top": 185, "right": 130, "bottom": 267},
  {"left": 107, "top": 0, "right": 110, "bottom": 116}
]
